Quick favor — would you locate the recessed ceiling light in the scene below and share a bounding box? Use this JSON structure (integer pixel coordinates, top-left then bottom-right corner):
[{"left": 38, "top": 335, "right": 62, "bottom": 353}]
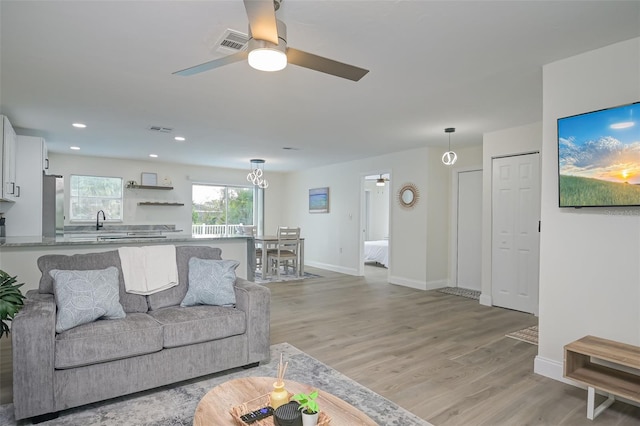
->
[
  {"left": 72, "top": 123, "right": 87, "bottom": 128},
  {"left": 174, "top": 136, "right": 186, "bottom": 142},
  {"left": 70, "top": 146, "right": 80, "bottom": 150},
  {"left": 149, "top": 154, "right": 158, "bottom": 158}
]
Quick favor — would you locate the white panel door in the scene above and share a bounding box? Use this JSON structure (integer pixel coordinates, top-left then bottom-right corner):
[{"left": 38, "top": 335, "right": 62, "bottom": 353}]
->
[
  {"left": 457, "top": 170, "right": 482, "bottom": 291},
  {"left": 491, "top": 153, "right": 540, "bottom": 314}
]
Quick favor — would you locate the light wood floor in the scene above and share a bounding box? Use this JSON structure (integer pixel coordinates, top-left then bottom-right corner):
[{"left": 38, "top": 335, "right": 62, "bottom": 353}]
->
[
  {"left": 1, "top": 266, "right": 639, "bottom": 425},
  {"left": 268, "top": 265, "right": 640, "bottom": 426}
]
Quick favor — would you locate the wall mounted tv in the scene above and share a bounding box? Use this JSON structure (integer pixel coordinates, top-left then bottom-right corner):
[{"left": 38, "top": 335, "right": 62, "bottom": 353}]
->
[{"left": 558, "top": 101, "right": 640, "bottom": 208}]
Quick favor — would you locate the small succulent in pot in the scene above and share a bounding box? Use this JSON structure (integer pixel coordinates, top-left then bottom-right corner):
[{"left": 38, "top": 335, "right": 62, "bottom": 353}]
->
[{"left": 0, "top": 270, "right": 26, "bottom": 338}]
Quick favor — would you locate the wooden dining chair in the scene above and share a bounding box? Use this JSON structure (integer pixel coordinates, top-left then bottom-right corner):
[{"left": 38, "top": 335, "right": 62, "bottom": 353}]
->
[
  {"left": 240, "top": 225, "right": 262, "bottom": 273},
  {"left": 268, "top": 227, "right": 300, "bottom": 278}
]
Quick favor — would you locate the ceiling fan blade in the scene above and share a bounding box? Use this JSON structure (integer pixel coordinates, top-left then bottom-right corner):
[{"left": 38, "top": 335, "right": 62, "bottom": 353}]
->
[
  {"left": 287, "top": 48, "right": 369, "bottom": 82},
  {"left": 243, "top": 0, "right": 279, "bottom": 44},
  {"left": 173, "top": 51, "right": 248, "bottom": 76}
]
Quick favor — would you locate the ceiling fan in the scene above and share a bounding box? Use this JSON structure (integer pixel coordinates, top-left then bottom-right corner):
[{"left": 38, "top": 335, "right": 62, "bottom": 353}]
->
[
  {"left": 173, "top": 0, "right": 369, "bottom": 81},
  {"left": 366, "top": 174, "right": 390, "bottom": 186}
]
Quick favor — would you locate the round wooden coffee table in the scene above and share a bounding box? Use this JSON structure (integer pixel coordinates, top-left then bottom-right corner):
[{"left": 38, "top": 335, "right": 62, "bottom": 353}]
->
[{"left": 193, "top": 376, "right": 377, "bottom": 425}]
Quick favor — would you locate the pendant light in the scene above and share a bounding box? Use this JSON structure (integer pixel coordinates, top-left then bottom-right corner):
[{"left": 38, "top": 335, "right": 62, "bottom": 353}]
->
[
  {"left": 442, "top": 127, "right": 458, "bottom": 166},
  {"left": 247, "top": 159, "right": 269, "bottom": 189}
]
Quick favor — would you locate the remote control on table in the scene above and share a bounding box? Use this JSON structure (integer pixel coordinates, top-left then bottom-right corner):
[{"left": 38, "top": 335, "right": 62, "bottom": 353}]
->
[{"left": 240, "top": 406, "right": 274, "bottom": 424}]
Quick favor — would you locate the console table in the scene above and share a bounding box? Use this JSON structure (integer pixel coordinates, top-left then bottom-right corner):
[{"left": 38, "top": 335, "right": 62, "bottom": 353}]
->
[{"left": 564, "top": 335, "right": 640, "bottom": 420}]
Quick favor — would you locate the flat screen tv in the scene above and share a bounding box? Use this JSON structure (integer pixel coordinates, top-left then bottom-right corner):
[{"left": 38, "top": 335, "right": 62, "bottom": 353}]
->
[{"left": 558, "top": 101, "right": 640, "bottom": 207}]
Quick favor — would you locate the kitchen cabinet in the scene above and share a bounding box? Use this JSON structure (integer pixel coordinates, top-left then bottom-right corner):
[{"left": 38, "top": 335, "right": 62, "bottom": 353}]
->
[
  {"left": 4, "top": 136, "right": 48, "bottom": 236},
  {"left": 1, "top": 115, "right": 18, "bottom": 201}
]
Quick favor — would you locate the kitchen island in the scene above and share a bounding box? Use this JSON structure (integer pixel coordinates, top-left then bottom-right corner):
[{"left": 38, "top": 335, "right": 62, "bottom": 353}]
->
[{"left": 0, "top": 234, "right": 256, "bottom": 292}]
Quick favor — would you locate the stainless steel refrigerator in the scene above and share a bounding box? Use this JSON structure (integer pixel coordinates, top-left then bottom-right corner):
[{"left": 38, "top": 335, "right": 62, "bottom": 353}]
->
[{"left": 42, "top": 174, "right": 64, "bottom": 237}]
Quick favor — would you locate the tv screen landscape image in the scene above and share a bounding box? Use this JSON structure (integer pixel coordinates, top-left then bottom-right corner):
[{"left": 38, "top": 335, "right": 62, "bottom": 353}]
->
[{"left": 558, "top": 101, "right": 640, "bottom": 207}]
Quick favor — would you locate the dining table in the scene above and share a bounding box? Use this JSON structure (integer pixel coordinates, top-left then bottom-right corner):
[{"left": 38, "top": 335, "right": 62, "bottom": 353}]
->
[{"left": 254, "top": 235, "right": 304, "bottom": 280}]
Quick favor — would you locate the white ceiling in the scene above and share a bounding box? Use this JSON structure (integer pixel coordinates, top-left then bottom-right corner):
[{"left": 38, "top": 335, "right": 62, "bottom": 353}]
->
[{"left": 2, "top": 1, "right": 639, "bottom": 172}]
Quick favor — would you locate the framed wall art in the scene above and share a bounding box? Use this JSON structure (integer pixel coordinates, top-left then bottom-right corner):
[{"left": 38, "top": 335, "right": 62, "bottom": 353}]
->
[
  {"left": 309, "top": 187, "right": 330, "bottom": 213},
  {"left": 141, "top": 172, "right": 158, "bottom": 186}
]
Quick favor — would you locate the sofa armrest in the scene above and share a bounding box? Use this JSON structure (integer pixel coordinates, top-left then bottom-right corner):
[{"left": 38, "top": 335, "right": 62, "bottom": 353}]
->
[
  {"left": 234, "top": 278, "right": 270, "bottom": 364},
  {"left": 12, "top": 292, "right": 56, "bottom": 420}
]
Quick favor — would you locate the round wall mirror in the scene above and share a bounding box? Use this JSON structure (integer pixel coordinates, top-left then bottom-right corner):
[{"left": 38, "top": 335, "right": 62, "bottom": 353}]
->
[{"left": 398, "top": 183, "right": 419, "bottom": 209}]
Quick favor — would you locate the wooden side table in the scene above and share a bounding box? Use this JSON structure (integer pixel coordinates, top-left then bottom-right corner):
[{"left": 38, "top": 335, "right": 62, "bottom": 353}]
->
[
  {"left": 193, "top": 376, "right": 376, "bottom": 425},
  {"left": 564, "top": 335, "right": 640, "bottom": 420}
]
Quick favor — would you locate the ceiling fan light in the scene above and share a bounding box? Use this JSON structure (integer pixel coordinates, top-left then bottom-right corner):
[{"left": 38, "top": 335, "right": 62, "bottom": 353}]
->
[{"left": 248, "top": 48, "right": 287, "bottom": 72}]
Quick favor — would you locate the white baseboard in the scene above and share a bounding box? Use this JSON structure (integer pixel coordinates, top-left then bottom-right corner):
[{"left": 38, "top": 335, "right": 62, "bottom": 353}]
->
[
  {"left": 479, "top": 293, "right": 492, "bottom": 306},
  {"left": 533, "top": 356, "right": 569, "bottom": 383},
  {"left": 388, "top": 275, "right": 427, "bottom": 290},
  {"left": 304, "top": 261, "right": 359, "bottom": 276},
  {"left": 426, "top": 279, "right": 448, "bottom": 290}
]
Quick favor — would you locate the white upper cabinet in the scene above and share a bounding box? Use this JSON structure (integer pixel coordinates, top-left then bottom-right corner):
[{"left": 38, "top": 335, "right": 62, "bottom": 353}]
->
[{"left": 1, "top": 115, "right": 18, "bottom": 201}]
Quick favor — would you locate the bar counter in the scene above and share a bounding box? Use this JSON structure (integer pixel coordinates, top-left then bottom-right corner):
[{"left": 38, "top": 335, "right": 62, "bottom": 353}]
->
[{"left": 0, "top": 235, "right": 255, "bottom": 293}]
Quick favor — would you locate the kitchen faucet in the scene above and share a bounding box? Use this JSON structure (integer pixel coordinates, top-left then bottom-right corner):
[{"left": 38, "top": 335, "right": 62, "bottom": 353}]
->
[{"left": 96, "top": 210, "right": 106, "bottom": 231}]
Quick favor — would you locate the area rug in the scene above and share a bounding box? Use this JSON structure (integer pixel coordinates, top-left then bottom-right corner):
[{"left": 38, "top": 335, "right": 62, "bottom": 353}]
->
[
  {"left": 0, "top": 343, "right": 430, "bottom": 426},
  {"left": 253, "top": 271, "right": 322, "bottom": 284},
  {"left": 506, "top": 325, "right": 539, "bottom": 345},
  {"left": 437, "top": 286, "right": 480, "bottom": 300}
]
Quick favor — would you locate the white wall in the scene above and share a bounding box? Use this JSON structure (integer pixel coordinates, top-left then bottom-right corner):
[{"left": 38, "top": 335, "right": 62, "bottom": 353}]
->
[
  {"left": 364, "top": 180, "right": 389, "bottom": 241},
  {"left": 48, "top": 153, "right": 286, "bottom": 235},
  {"left": 535, "top": 37, "right": 640, "bottom": 381},
  {"left": 281, "top": 146, "right": 451, "bottom": 289},
  {"left": 481, "top": 122, "right": 542, "bottom": 306}
]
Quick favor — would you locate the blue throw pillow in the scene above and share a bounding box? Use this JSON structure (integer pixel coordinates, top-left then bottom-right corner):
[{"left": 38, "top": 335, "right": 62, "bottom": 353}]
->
[
  {"left": 180, "top": 258, "right": 239, "bottom": 307},
  {"left": 50, "top": 266, "right": 126, "bottom": 333}
]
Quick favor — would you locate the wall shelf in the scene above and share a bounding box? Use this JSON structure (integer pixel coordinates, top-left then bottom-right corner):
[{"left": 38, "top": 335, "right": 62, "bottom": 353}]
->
[
  {"left": 127, "top": 184, "right": 173, "bottom": 190},
  {"left": 138, "top": 202, "right": 184, "bottom": 206}
]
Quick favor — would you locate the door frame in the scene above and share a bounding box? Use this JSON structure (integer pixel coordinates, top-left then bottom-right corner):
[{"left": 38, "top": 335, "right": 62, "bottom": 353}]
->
[
  {"left": 358, "top": 169, "right": 392, "bottom": 276},
  {"left": 449, "top": 165, "right": 482, "bottom": 288}
]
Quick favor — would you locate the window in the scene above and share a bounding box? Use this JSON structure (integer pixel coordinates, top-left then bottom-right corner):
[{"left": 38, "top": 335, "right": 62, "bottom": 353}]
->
[
  {"left": 70, "top": 175, "right": 123, "bottom": 221},
  {"left": 192, "top": 184, "right": 253, "bottom": 236}
]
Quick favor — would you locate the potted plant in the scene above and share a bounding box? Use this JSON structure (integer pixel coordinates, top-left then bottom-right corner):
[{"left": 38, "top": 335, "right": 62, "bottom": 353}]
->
[
  {"left": 0, "top": 270, "right": 26, "bottom": 338},
  {"left": 291, "top": 390, "right": 319, "bottom": 426}
]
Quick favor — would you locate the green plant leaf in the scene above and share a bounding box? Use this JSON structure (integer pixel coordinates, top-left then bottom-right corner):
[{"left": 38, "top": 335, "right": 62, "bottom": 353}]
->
[{"left": 0, "top": 270, "right": 25, "bottom": 338}]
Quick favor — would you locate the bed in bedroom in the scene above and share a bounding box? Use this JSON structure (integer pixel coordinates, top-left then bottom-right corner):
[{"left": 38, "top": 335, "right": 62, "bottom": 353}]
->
[{"left": 364, "top": 240, "right": 389, "bottom": 268}]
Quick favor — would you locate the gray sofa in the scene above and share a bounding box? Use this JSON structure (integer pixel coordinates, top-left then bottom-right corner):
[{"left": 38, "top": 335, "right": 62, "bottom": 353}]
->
[{"left": 11, "top": 245, "right": 270, "bottom": 421}]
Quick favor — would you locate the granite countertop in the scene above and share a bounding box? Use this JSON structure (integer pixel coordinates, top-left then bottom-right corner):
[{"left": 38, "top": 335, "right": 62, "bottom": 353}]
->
[
  {"left": 0, "top": 224, "right": 256, "bottom": 247},
  {"left": 0, "top": 234, "right": 252, "bottom": 247}
]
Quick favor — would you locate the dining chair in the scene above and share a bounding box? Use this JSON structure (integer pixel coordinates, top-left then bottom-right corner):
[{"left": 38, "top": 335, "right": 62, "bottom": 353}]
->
[
  {"left": 238, "top": 225, "right": 262, "bottom": 272},
  {"left": 268, "top": 227, "right": 301, "bottom": 278}
]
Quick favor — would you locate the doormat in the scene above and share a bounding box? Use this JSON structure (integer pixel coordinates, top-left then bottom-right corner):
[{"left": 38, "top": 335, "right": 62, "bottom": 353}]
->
[
  {"left": 253, "top": 271, "right": 322, "bottom": 284},
  {"left": 437, "top": 287, "right": 480, "bottom": 300},
  {"left": 506, "top": 325, "right": 538, "bottom": 345}
]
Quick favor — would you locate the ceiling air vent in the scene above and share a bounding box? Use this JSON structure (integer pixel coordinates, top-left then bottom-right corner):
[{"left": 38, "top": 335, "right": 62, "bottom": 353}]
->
[
  {"left": 147, "top": 125, "right": 173, "bottom": 134},
  {"left": 214, "top": 29, "right": 249, "bottom": 55}
]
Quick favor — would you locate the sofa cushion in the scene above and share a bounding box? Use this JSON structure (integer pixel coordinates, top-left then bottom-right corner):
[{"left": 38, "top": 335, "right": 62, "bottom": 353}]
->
[
  {"left": 180, "top": 258, "right": 239, "bottom": 307},
  {"left": 54, "top": 313, "right": 163, "bottom": 369},
  {"left": 147, "top": 246, "right": 222, "bottom": 310},
  {"left": 38, "top": 251, "right": 148, "bottom": 313},
  {"left": 147, "top": 305, "right": 246, "bottom": 348},
  {"left": 51, "top": 267, "right": 126, "bottom": 333}
]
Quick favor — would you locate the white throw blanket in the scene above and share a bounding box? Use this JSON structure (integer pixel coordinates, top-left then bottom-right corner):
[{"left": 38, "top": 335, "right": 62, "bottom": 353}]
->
[{"left": 118, "top": 245, "right": 178, "bottom": 295}]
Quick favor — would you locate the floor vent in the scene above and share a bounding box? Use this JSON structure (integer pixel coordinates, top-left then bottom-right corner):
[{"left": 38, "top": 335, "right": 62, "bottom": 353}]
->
[
  {"left": 214, "top": 29, "right": 249, "bottom": 54},
  {"left": 148, "top": 125, "right": 173, "bottom": 134}
]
